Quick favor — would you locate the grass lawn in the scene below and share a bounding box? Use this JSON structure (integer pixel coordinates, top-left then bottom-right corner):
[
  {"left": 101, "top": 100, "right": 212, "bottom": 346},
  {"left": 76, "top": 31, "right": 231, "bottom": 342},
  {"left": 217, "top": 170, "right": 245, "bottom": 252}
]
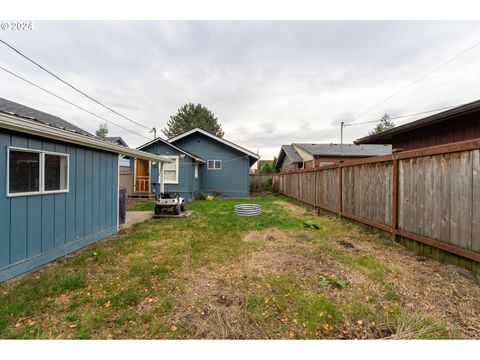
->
[{"left": 0, "top": 195, "right": 479, "bottom": 339}]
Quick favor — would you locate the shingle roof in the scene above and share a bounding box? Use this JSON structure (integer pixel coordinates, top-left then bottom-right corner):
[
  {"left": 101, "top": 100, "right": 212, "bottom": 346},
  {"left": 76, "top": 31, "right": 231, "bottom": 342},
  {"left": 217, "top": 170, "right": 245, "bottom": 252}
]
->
[
  {"left": 0, "top": 97, "right": 93, "bottom": 137},
  {"left": 293, "top": 143, "right": 392, "bottom": 157},
  {"left": 355, "top": 99, "right": 480, "bottom": 145},
  {"left": 281, "top": 144, "right": 303, "bottom": 163},
  {"left": 105, "top": 136, "right": 128, "bottom": 147}
]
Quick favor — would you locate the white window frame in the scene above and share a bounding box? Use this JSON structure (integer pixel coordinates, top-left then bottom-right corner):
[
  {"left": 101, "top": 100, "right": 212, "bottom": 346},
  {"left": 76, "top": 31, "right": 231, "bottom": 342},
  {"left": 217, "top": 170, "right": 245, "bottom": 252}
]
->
[
  {"left": 194, "top": 163, "right": 199, "bottom": 178},
  {"left": 207, "top": 159, "right": 222, "bottom": 170},
  {"left": 158, "top": 155, "right": 179, "bottom": 184},
  {"left": 6, "top": 146, "right": 70, "bottom": 197}
]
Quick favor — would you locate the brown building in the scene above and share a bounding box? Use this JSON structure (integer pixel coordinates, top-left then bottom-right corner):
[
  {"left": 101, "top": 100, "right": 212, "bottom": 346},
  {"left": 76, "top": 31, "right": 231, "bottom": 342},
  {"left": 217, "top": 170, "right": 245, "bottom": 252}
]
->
[
  {"left": 355, "top": 100, "right": 480, "bottom": 151},
  {"left": 275, "top": 143, "right": 391, "bottom": 172}
]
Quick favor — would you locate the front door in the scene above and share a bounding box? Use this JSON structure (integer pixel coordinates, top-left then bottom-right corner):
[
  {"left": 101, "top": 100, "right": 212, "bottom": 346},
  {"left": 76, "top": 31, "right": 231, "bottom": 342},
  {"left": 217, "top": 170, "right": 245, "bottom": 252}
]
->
[{"left": 135, "top": 159, "right": 150, "bottom": 193}]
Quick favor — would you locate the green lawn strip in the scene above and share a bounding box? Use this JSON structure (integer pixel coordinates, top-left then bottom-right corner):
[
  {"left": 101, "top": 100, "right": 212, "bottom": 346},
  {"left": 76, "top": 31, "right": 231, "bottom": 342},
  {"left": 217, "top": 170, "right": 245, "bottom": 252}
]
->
[{"left": 0, "top": 196, "right": 465, "bottom": 339}]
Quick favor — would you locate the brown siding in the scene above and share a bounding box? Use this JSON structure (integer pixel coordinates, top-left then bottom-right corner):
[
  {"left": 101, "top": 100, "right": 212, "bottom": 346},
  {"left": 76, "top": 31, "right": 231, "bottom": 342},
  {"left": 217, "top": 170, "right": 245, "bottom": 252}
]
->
[
  {"left": 314, "top": 156, "right": 370, "bottom": 167},
  {"left": 393, "top": 112, "right": 480, "bottom": 151}
]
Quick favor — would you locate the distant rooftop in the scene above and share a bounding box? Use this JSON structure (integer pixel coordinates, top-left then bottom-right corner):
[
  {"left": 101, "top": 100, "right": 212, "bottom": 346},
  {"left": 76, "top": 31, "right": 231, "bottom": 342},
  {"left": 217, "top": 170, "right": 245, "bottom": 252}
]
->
[
  {"left": 105, "top": 136, "right": 129, "bottom": 147},
  {"left": 293, "top": 143, "right": 392, "bottom": 157},
  {"left": 281, "top": 144, "right": 303, "bottom": 163},
  {"left": 0, "top": 97, "right": 93, "bottom": 137}
]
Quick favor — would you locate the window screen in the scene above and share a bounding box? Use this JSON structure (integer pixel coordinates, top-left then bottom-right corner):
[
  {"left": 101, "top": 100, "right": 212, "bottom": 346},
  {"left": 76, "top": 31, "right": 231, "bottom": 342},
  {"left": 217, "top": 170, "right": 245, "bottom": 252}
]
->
[
  {"left": 207, "top": 160, "right": 222, "bottom": 170},
  {"left": 44, "top": 154, "right": 68, "bottom": 191},
  {"left": 9, "top": 150, "right": 40, "bottom": 194},
  {"left": 162, "top": 156, "right": 178, "bottom": 183}
]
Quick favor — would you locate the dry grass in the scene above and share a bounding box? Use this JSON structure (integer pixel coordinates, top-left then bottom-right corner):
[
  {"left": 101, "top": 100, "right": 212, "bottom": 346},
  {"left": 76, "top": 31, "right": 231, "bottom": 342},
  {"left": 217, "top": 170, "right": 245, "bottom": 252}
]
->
[{"left": 1, "top": 197, "right": 478, "bottom": 339}]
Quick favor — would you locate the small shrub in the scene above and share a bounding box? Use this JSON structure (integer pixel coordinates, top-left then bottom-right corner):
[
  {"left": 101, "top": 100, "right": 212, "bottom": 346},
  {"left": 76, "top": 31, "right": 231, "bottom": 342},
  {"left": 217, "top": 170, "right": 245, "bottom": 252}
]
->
[
  {"left": 195, "top": 191, "right": 208, "bottom": 200},
  {"left": 318, "top": 275, "right": 350, "bottom": 289},
  {"left": 301, "top": 221, "right": 320, "bottom": 230},
  {"left": 212, "top": 189, "right": 224, "bottom": 197}
]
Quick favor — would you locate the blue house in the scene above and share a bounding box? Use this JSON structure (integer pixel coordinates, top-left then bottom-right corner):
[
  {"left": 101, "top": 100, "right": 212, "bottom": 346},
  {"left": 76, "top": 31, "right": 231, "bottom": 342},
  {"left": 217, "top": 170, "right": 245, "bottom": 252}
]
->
[
  {"left": 137, "top": 128, "right": 259, "bottom": 199},
  {"left": 0, "top": 98, "right": 171, "bottom": 281}
]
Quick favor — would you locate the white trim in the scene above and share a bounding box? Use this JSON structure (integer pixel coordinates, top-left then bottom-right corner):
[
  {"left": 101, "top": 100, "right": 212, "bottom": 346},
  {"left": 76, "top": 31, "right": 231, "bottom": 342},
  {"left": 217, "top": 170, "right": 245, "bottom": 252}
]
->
[
  {"left": 168, "top": 128, "right": 260, "bottom": 160},
  {"left": 137, "top": 136, "right": 206, "bottom": 163},
  {"left": 194, "top": 163, "right": 199, "bottom": 178},
  {"left": 159, "top": 155, "right": 179, "bottom": 184},
  {"left": 207, "top": 159, "right": 222, "bottom": 170},
  {"left": 0, "top": 112, "right": 172, "bottom": 164},
  {"left": 6, "top": 146, "right": 70, "bottom": 197}
]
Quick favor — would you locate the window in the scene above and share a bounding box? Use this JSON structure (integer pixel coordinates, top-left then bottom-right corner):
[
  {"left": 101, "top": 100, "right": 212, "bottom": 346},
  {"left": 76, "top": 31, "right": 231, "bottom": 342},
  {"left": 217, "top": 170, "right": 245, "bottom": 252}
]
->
[
  {"left": 319, "top": 162, "right": 335, "bottom": 167},
  {"left": 7, "top": 147, "right": 69, "bottom": 197},
  {"left": 159, "top": 155, "right": 179, "bottom": 184},
  {"left": 44, "top": 154, "right": 68, "bottom": 191},
  {"left": 194, "top": 163, "right": 199, "bottom": 178},
  {"left": 207, "top": 160, "right": 222, "bottom": 170},
  {"left": 8, "top": 150, "right": 40, "bottom": 194}
]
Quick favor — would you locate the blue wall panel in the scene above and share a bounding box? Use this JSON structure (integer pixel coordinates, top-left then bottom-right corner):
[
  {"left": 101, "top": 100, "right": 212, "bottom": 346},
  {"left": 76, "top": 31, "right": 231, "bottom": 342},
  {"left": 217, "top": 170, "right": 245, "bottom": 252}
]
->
[
  {"left": 0, "top": 129, "right": 119, "bottom": 281},
  {"left": 84, "top": 150, "right": 93, "bottom": 237},
  {"left": 75, "top": 147, "right": 85, "bottom": 239},
  {"left": 142, "top": 141, "right": 195, "bottom": 199},
  {"left": 65, "top": 145, "right": 76, "bottom": 244},
  {"left": 0, "top": 133, "right": 10, "bottom": 268},
  {"left": 26, "top": 138, "right": 43, "bottom": 258},
  {"left": 172, "top": 133, "right": 251, "bottom": 197}
]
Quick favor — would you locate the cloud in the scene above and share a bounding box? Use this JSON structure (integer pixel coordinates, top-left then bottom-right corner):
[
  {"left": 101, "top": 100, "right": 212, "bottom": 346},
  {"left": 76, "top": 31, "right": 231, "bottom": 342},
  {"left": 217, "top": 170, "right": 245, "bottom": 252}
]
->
[{"left": 1, "top": 21, "right": 480, "bottom": 159}]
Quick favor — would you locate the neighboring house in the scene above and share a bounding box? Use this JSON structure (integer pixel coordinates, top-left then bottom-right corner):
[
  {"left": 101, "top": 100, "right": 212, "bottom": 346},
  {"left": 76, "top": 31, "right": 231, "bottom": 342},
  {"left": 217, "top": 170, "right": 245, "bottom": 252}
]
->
[
  {"left": 355, "top": 99, "right": 480, "bottom": 151},
  {"left": 137, "top": 128, "right": 260, "bottom": 199},
  {"left": 106, "top": 136, "right": 129, "bottom": 147},
  {"left": 275, "top": 143, "right": 392, "bottom": 171},
  {"left": 106, "top": 137, "right": 131, "bottom": 167},
  {"left": 0, "top": 98, "right": 171, "bottom": 281},
  {"left": 275, "top": 145, "right": 304, "bottom": 172}
]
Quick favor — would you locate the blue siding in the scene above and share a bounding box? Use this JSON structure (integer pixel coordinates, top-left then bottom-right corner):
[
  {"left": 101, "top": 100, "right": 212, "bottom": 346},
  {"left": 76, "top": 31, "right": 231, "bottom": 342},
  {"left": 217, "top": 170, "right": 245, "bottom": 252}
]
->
[
  {"left": 172, "top": 133, "right": 251, "bottom": 197},
  {"left": 0, "top": 129, "right": 119, "bottom": 282},
  {"left": 142, "top": 141, "right": 196, "bottom": 200}
]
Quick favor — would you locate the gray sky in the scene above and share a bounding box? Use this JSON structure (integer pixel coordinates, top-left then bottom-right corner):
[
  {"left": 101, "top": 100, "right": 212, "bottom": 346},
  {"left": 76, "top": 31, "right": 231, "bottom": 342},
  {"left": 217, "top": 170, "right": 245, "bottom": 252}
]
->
[{"left": 1, "top": 21, "right": 480, "bottom": 160}]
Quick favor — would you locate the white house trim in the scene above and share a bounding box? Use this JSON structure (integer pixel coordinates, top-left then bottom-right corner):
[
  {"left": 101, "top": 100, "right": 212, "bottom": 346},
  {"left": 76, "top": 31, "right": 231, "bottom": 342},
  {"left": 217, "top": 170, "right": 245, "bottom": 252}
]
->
[
  {"left": 168, "top": 128, "right": 260, "bottom": 160},
  {"left": 6, "top": 146, "right": 70, "bottom": 197},
  {"left": 159, "top": 155, "right": 179, "bottom": 184},
  {"left": 137, "top": 136, "right": 206, "bottom": 163}
]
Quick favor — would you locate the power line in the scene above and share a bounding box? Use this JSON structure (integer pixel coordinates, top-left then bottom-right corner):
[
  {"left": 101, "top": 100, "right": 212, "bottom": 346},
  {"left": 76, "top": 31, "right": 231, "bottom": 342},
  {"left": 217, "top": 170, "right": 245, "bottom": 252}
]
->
[
  {"left": 0, "top": 38, "right": 153, "bottom": 131},
  {"left": 0, "top": 65, "right": 151, "bottom": 140},
  {"left": 346, "top": 39, "right": 480, "bottom": 126},
  {"left": 343, "top": 103, "right": 466, "bottom": 127}
]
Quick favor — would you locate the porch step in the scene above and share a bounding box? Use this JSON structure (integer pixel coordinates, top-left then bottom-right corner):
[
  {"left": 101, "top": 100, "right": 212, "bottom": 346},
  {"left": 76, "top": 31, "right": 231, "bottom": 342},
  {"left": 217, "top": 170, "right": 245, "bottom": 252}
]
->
[{"left": 128, "top": 193, "right": 156, "bottom": 199}]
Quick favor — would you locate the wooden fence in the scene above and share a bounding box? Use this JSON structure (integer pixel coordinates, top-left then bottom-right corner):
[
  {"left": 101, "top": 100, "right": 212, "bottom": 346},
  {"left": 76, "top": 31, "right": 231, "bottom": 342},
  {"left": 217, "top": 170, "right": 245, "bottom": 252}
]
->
[{"left": 255, "top": 138, "right": 480, "bottom": 263}]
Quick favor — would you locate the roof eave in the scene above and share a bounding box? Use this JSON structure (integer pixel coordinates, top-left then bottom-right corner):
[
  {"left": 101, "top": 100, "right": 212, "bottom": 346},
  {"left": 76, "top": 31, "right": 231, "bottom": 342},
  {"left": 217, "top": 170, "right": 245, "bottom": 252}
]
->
[
  {"left": 169, "top": 127, "right": 260, "bottom": 160},
  {"left": 137, "top": 137, "right": 206, "bottom": 163},
  {"left": 0, "top": 113, "right": 172, "bottom": 163},
  {"left": 355, "top": 99, "right": 480, "bottom": 145}
]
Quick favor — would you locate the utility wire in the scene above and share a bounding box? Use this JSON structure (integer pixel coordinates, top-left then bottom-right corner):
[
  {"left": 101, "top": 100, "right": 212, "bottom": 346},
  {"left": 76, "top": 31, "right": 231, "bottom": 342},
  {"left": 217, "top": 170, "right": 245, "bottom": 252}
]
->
[
  {"left": 0, "top": 38, "right": 153, "bottom": 131},
  {"left": 0, "top": 65, "right": 151, "bottom": 140},
  {"left": 346, "top": 39, "right": 480, "bottom": 126},
  {"left": 343, "top": 103, "right": 467, "bottom": 127}
]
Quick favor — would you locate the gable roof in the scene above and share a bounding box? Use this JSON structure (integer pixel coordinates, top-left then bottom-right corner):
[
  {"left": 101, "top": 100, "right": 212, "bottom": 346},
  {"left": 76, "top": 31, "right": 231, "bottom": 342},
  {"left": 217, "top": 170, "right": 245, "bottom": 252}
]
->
[
  {"left": 0, "top": 97, "right": 93, "bottom": 137},
  {"left": 275, "top": 145, "right": 303, "bottom": 169},
  {"left": 354, "top": 99, "right": 480, "bottom": 145},
  {"left": 106, "top": 136, "right": 128, "bottom": 147},
  {"left": 168, "top": 128, "right": 260, "bottom": 160},
  {"left": 293, "top": 143, "right": 392, "bottom": 157},
  {"left": 137, "top": 136, "right": 206, "bottom": 163}
]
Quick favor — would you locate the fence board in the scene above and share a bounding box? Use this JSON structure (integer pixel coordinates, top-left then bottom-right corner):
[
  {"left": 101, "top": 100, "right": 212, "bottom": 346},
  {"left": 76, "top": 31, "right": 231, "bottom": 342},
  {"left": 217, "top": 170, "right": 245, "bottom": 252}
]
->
[{"left": 267, "top": 141, "right": 480, "bottom": 262}]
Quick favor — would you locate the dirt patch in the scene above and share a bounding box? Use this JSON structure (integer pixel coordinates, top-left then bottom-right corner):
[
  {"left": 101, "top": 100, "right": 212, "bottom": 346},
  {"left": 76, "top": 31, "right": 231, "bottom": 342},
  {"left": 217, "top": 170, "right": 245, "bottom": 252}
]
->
[
  {"left": 166, "top": 226, "right": 480, "bottom": 339},
  {"left": 272, "top": 201, "right": 307, "bottom": 217}
]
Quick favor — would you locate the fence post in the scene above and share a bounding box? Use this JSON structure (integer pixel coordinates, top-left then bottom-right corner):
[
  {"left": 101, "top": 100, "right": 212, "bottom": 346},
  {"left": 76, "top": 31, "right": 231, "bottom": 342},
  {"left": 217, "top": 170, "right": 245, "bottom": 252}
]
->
[
  {"left": 391, "top": 152, "right": 399, "bottom": 243},
  {"left": 339, "top": 163, "right": 343, "bottom": 216},
  {"left": 314, "top": 169, "right": 318, "bottom": 210}
]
